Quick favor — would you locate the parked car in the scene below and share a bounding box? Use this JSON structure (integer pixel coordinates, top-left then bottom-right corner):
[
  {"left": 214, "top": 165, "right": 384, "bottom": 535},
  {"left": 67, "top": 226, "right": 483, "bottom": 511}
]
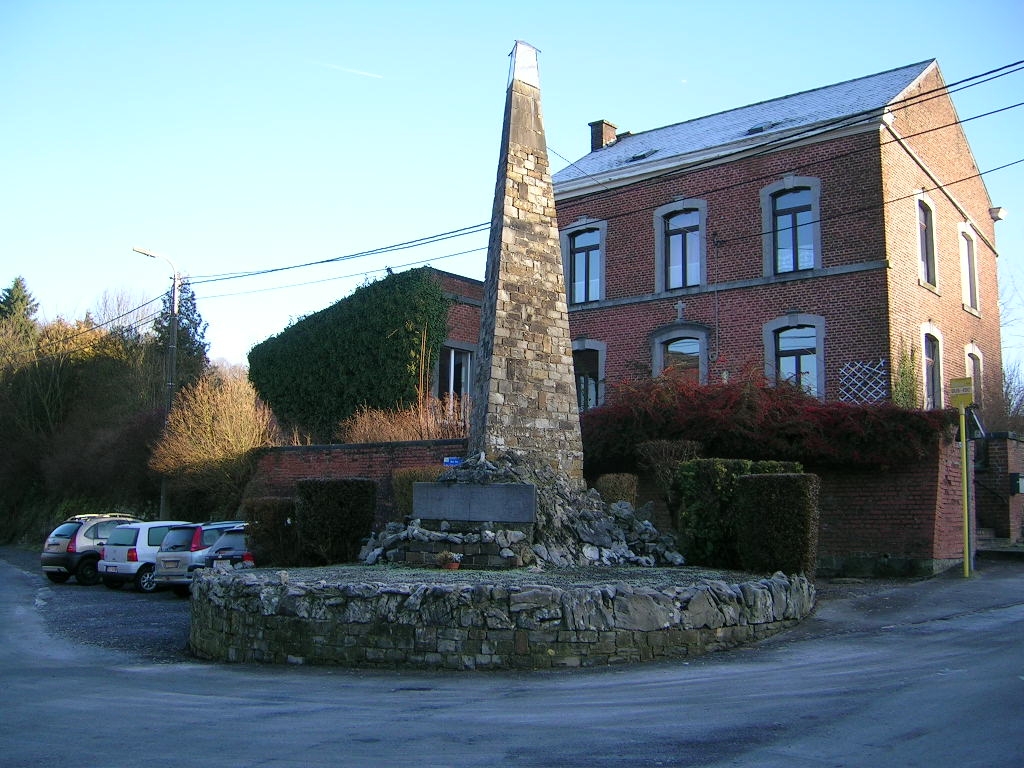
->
[
  {"left": 41, "top": 513, "right": 141, "bottom": 586},
  {"left": 203, "top": 525, "right": 255, "bottom": 570},
  {"left": 98, "top": 520, "right": 191, "bottom": 593},
  {"left": 153, "top": 521, "right": 246, "bottom": 596}
]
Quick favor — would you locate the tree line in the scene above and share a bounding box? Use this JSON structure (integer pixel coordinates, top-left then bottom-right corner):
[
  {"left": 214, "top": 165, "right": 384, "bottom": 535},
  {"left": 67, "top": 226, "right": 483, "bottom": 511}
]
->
[{"left": 0, "top": 276, "right": 277, "bottom": 541}]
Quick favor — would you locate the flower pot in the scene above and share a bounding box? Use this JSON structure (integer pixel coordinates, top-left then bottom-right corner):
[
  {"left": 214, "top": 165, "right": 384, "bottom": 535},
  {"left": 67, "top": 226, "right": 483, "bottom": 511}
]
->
[{"left": 442, "top": 561, "right": 461, "bottom": 570}]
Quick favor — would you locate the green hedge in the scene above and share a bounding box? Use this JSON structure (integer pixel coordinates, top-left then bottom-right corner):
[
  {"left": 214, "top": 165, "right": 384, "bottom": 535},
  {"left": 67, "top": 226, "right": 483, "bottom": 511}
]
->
[
  {"left": 671, "top": 458, "right": 802, "bottom": 568},
  {"left": 240, "top": 496, "right": 300, "bottom": 566},
  {"left": 735, "top": 473, "right": 820, "bottom": 576},
  {"left": 391, "top": 466, "right": 444, "bottom": 520},
  {"left": 295, "top": 478, "right": 376, "bottom": 564}
]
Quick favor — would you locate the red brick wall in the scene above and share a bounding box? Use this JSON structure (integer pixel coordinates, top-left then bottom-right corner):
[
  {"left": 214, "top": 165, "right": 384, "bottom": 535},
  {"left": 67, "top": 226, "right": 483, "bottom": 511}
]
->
[
  {"left": 554, "top": 75, "right": 1003, "bottom": 417},
  {"left": 975, "top": 435, "right": 1024, "bottom": 541},
  {"left": 812, "top": 439, "right": 972, "bottom": 575},
  {"left": 243, "top": 440, "right": 468, "bottom": 529}
]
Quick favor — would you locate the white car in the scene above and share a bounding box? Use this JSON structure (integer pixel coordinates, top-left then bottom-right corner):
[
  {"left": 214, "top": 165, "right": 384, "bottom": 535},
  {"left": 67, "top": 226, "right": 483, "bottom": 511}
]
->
[{"left": 99, "top": 521, "right": 191, "bottom": 593}]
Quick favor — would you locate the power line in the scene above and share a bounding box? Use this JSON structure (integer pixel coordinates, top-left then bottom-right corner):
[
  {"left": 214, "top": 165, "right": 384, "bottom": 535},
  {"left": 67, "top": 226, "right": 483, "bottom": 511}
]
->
[{"left": 184, "top": 59, "right": 1022, "bottom": 295}]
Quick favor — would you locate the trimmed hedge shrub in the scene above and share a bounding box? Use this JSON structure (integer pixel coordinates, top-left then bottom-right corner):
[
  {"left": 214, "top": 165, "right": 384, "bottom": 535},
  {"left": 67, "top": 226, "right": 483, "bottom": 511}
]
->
[
  {"left": 391, "top": 466, "right": 444, "bottom": 520},
  {"left": 240, "top": 496, "right": 300, "bottom": 566},
  {"left": 593, "top": 473, "right": 638, "bottom": 507},
  {"left": 671, "top": 458, "right": 802, "bottom": 568},
  {"left": 295, "top": 478, "right": 376, "bottom": 564},
  {"left": 734, "top": 473, "right": 820, "bottom": 576}
]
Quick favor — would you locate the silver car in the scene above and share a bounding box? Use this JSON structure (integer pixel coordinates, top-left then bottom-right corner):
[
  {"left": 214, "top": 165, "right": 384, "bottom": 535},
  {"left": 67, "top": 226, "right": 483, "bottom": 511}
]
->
[
  {"left": 99, "top": 520, "right": 191, "bottom": 593},
  {"left": 40, "top": 514, "right": 141, "bottom": 585},
  {"left": 153, "top": 521, "right": 246, "bottom": 597}
]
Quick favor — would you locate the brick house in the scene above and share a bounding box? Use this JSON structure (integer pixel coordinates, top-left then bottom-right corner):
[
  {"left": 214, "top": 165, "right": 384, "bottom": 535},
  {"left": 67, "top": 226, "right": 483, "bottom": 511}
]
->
[
  {"left": 244, "top": 60, "right": 1018, "bottom": 572},
  {"left": 551, "top": 59, "right": 1004, "bottom": 420}
]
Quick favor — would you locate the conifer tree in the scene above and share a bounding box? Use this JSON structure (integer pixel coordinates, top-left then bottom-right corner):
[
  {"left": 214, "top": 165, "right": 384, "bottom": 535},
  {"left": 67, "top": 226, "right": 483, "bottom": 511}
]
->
[{"left": 152, "top": 278, "right": 210, "bottom": 391}]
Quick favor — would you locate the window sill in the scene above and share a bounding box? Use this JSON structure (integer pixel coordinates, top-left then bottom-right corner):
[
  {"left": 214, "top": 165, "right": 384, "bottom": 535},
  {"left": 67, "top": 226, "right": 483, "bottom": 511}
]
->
[
  {"left": 917, "top": 279, "right": 941, "bottom": 296},
  {"left": 962, "top": 303, "right": 981, "bottom": 318}
]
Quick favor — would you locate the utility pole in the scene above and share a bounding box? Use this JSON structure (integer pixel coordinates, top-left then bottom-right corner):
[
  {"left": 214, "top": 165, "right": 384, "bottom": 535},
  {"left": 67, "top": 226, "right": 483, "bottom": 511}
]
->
[{"left": 134, "top": 246, "right": 179, "bottom": 520}]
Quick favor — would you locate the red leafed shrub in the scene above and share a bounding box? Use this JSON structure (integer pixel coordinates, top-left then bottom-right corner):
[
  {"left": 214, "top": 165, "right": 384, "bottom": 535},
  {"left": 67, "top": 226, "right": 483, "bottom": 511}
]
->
[{"left": 581, "top": 372, "right": 956, "bottom": 475}]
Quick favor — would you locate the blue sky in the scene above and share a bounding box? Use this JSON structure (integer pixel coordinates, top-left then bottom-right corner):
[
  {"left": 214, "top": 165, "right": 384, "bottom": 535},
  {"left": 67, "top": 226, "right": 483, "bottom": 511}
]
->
[{"left": 3, "top": 0, "right": 1022, "bottom": 368}]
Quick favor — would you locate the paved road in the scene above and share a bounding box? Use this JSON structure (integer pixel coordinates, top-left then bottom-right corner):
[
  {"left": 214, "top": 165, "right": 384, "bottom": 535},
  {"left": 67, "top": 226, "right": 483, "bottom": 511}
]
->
[{"left": 1, "top": 547, "right": 1022, "bottom": 767}]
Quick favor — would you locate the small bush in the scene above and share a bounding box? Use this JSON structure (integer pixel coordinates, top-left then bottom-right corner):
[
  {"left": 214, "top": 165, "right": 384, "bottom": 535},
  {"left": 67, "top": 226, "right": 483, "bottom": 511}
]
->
[
  {"left": 391, "top": 466, "right": 444, "bottom": 519},
  {"left": 671, "top": 459, "right": 802, "bottom": 568},
  {"left": 241, "top": 496, "right": 300, "bottom": 566},
  {"left": 635, "top": 439, "right": 702, "bottom": 507},
  {"left": 593, "top": 473, "right": 638, "bottom": 507},
  {"left": 735, "top": 473, "right": 820, "bottom": 576},
  {"left": 295, "top": 478, "right": 376, "bottom": 564}
]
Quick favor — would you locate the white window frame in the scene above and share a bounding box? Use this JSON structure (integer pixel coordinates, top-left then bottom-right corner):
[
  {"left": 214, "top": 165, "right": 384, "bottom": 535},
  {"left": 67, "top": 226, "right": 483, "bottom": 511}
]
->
[
  {"left": 560, "top": 218, "right": 607, "bottom": 305},
  {"left": 917, "top": 194, "right": 939, "bottom": 289},
  {"left": 572, "top": 338, "right": 606, "bottom": 410},
  {"left": 761, "top": 175, "right": 823, "bottom": 277},
  {"left": 921, "top": 322, "right": 944, "bottom": 409},
  {"left": 651, "top": 324, "right": 710, "bottom": 384},
  {"left": 958, "top": 224, "right": 979, "bottom": 312},
  {"left": 763, "top": 313, "right": 826, "bottom": 398},
  {"left": 965, "top": 343, "right": 983, "bottom": 408},
  {"left": 654, "top": 199, "right": 707, "bottom": 293}
]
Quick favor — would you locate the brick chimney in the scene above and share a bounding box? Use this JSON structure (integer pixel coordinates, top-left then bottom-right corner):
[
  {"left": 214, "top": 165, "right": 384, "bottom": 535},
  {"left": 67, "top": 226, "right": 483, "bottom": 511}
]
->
[{"left": 588, "top": 119, "right": 617, "bottom": 151}]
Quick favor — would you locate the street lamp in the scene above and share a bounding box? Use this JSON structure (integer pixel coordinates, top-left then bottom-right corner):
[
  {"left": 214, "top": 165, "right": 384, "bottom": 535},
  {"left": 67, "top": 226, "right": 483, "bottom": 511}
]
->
[{"left": 134, "top": 246, "right": 179, "bottom": 520}]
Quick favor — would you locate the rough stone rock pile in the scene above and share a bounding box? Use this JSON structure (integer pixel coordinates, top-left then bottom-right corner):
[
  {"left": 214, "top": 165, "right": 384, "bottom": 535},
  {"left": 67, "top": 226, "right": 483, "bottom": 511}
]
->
[{"left": 361, "top": 451, "right": 685, "bottom": 568}]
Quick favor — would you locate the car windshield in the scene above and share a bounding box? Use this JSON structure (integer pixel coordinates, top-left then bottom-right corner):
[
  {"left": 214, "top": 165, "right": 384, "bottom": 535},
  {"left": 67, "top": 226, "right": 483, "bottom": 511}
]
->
[
  {"left": 160, "top": 528, "right": 196, "bottom": 551},
  {"left": 106, "top": 527, "right": 139, "bottom": 546},
  {"left": 49, "top": 522, "right": 81, "bottom": 539}
]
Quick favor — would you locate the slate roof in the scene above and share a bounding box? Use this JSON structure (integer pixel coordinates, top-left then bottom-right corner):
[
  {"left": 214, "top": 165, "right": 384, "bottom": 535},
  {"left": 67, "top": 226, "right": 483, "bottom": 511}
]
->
[{"left": 552, "top": 60, "right": 935, "bottom": 188}]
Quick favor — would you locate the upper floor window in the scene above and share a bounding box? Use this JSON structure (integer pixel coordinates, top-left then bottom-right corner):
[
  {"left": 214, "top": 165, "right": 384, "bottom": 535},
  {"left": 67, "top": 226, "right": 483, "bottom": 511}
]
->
[
  {"left": 763, "top": 313, "right": 825, "bottom": 398},
  {"left": 773, "top": 189, "right": 814, "bottom": 273},
  {"left": 960, "top": 227, "right": 978, "bottom": 310},
  {"left": 761, "top": 177, "right": 822, "bottom": 276},
  {"left": 560, "top": 219, "right": 607, "bottom": 304},
  {"left": 918, "top": 198, "right": 937, "bottom": 287},
  {"left": 654, "top": 200, "right": 706, "bottom": 292}
]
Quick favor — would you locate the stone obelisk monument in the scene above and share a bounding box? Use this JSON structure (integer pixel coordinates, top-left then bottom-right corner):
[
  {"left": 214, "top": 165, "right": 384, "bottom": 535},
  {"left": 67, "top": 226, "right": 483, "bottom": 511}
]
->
[{"left": 469, "top": 41, "right": 584, "bottom": 485}]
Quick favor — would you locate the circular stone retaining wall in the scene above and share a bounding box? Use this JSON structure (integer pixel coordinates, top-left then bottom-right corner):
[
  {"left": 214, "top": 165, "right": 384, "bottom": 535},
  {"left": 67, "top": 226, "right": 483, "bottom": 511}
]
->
[{"left": 189, "top": 568, "right": 815, "bottom": 669}]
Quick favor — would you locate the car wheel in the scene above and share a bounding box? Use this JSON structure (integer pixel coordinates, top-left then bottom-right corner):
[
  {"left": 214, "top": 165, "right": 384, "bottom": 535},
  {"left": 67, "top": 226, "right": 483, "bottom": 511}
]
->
[
  {"left": 103, "top": 576, "right": 123, "bottom": 589},
  {"left": 134, "top": 565, "right": 158, "bottom": 593},
  {"left": 45, "top": 572, "right": 70, "bottom": 584},
  {"left": 172, "top": 585, "right": 191, "bottom": 598},
  {"left": 75, "top": 558, "right": 101, "bottom": 586}
]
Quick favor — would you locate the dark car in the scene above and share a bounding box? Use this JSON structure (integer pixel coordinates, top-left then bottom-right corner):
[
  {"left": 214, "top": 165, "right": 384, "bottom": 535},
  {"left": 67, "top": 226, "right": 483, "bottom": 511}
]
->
[
  {"left": 153, "top": 521, "right": 245, "bottom": 596},
  {"left": 41, "top": 513, "right": 141, "bottom": 585},
  {"left": 204, "top": 525, "right": 255, "bottom": 570}
]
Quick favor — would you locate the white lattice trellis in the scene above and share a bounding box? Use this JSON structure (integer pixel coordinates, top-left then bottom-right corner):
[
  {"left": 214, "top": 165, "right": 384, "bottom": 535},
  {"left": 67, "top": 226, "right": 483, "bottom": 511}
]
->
[{"left": 839, "top": 359, "right": 889, "bottom": 403}]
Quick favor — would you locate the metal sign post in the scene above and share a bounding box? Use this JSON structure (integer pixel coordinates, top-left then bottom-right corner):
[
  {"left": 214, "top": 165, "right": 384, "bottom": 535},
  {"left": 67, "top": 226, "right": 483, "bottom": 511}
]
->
[{"left": 949, "top": 377, "right": 974, "bottom": 578}]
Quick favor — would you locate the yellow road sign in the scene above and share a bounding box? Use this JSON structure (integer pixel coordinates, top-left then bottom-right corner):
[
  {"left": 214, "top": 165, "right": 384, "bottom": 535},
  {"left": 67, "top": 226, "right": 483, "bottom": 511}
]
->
[{"left": 949, "top": 377, "right": 974, "bottom": 408}]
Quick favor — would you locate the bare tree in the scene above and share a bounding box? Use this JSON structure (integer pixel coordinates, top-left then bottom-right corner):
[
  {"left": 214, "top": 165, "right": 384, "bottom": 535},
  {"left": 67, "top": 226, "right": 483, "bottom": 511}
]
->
[{"left": 149, "top": 367, "right": 281, "bottom": 511}]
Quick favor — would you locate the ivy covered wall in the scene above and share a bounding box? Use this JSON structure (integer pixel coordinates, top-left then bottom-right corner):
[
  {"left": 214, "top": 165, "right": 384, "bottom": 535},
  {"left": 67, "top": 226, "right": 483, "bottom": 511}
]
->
[{"left": 248, "top": 268, "right": 452, "bottom": 442}]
